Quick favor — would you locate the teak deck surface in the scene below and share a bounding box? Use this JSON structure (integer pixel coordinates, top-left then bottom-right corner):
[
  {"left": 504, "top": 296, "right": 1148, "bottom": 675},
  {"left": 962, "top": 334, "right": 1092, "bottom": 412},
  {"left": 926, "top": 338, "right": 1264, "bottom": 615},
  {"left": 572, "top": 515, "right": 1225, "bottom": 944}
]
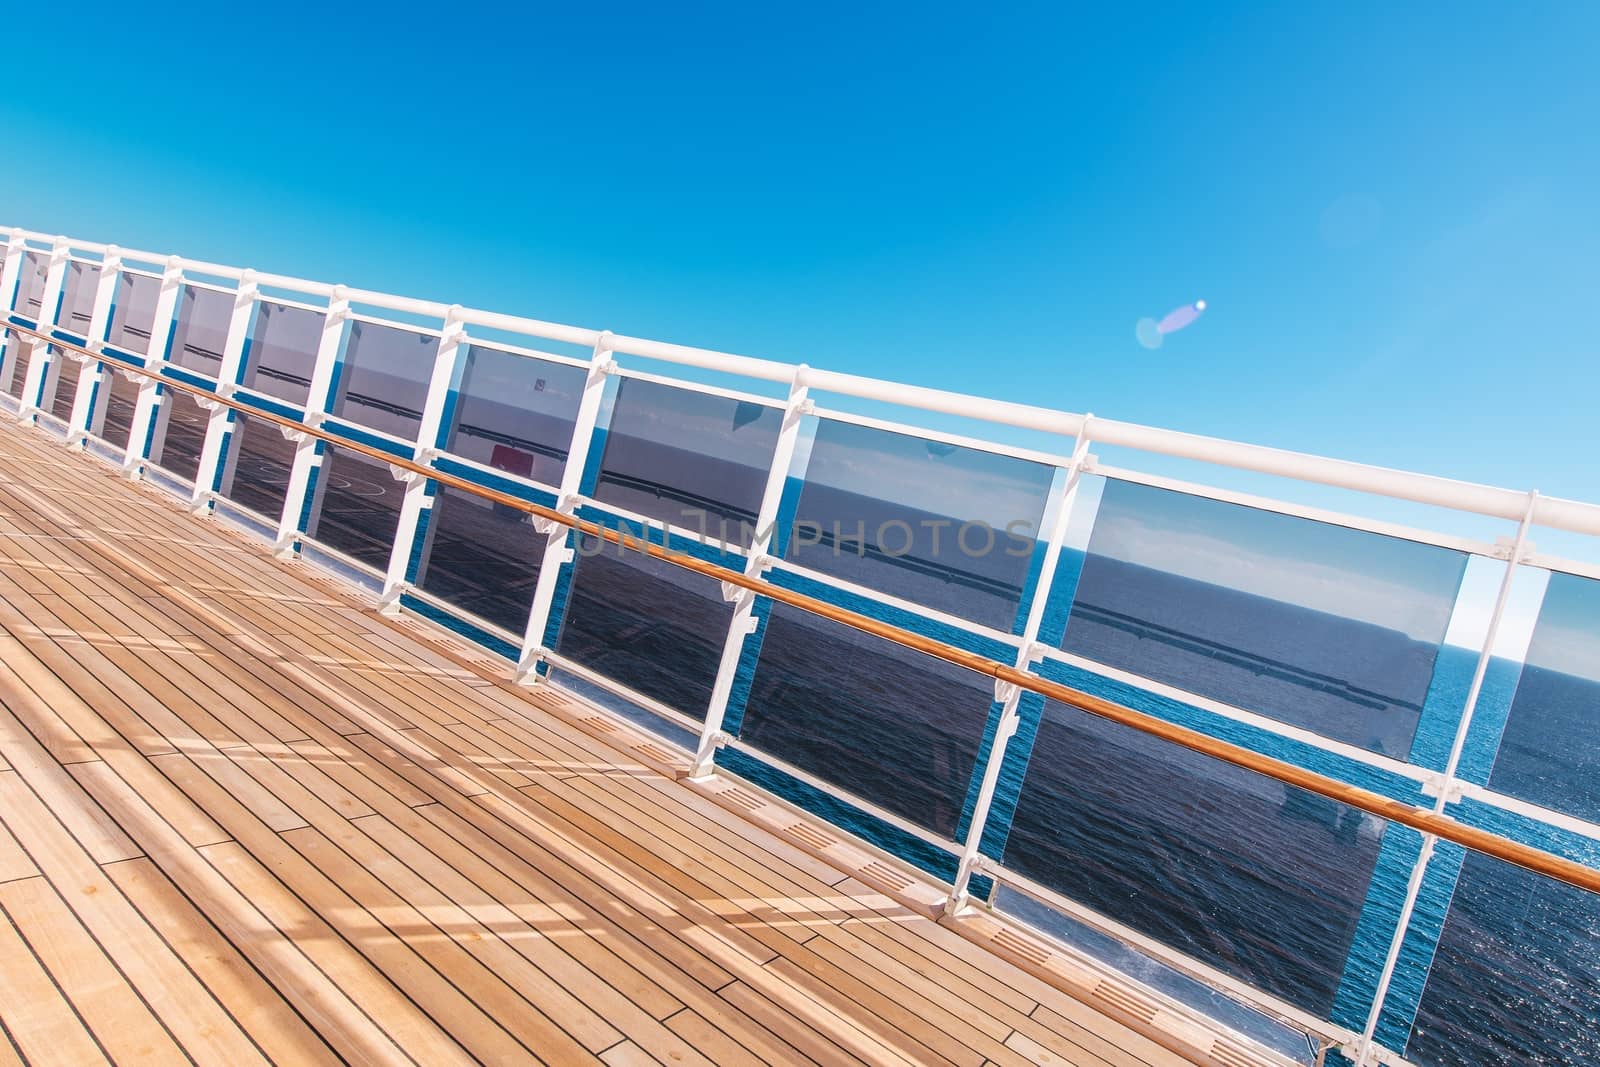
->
[{"left": 0, "top": 417, "right": 1190, "bottom": 1066}]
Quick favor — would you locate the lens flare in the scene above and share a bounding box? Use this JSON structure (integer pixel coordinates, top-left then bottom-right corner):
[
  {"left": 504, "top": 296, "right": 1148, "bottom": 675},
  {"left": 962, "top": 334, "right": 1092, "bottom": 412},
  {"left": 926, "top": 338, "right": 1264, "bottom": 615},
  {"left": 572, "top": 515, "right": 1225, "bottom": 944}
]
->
[
  {"left": 1134, "top": 318, "right": 1163, "bottom": 350},
  {"left": 1157, "top": 299, "right": 1206, "bottom": 334},
  {"left": 1135, "top": 300, "right": 1206, "bottom": 349}
]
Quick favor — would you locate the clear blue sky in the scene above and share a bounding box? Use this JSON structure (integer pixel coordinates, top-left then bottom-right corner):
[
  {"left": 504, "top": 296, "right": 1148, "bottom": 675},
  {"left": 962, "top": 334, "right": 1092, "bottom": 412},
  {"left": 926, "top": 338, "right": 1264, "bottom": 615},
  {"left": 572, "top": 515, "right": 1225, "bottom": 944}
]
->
[{"left": 5, "top": 3, "right": 1597, "bottom": 553}]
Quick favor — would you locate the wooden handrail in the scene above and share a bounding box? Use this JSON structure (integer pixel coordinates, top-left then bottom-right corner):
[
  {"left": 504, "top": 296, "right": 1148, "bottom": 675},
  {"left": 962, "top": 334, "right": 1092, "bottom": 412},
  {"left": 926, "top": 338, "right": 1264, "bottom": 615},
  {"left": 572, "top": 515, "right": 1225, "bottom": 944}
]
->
[{"left": 11, "top": 319, "right": 1600, "bottom": 897}]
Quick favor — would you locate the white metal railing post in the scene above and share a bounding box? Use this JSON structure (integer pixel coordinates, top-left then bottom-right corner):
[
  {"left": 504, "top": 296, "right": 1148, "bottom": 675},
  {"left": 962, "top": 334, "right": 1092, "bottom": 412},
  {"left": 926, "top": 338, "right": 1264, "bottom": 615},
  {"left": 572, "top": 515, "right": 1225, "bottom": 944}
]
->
[
  {"left": 124, "top": 256, "right": 185, "bottom": 478},
  {"left": 65, "top": 245, "right": 123, "bottom": 449},
  {"left": 187, "top": 269, "right": 258, "bottom": 509},
  {"left": 688, "top": 367, "right": 812, "bottom": 777},
  {"left": 0, "top": 230, "right": 27, "bottom": 388},
  {"left": 514, "top": 330, "right": 616, "bottom": 682},
  {"left": 17, "top": 237, "right": 71, "bottom": 422},
  {"left": 272, "top": 285, "right": 350, "bottom": 556},
  {"left": 378, "top": 306, "right": 466, "bottom": 613},
  {"left": 944, "top": 423, "right": 1096, "bottom": 915},
  {"left": 1349, "top": 491, "right": 1538, "bottom": 1067}
]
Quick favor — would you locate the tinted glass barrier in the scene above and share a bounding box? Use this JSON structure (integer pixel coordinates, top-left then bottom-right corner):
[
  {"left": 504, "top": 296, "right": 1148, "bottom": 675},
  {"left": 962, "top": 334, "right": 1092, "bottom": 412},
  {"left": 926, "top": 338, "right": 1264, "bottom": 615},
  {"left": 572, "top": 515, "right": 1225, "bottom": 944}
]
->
[
  {"left": 56, "top": 261, "right": 100, "bottom": 336},
  {"left": 242, "top": 301, "right": 323, "bottom": 407},
  {"left": 107, "top": 273, "right": 161, "bottom": 354},
  {"left": 148, "top": 387, "right": 210, "bottom": 483},
  {"left": 331, "top": 320, "right": 438, "bottom": 441},
  {"left": 1061, "top": 480, "right": 1466, "bottom": 759},
  {"left": 785, "top": 419, "right": 1055, "bottom": 633},
  {"left": 14, "top": 251, "right": 46, "bottom": 320},
  {"left": 556, "top": 539, "right": 733, "bottom": 719},
  {"left": 1486, "top": 570, "right": 1600, "bottom": 823},
  {"left": 1001, "top": 693, "right": 1387, "bottom": 1016},
  {"left": 415, "top": 483, "right": 544, "bottom": 635},
  {"left": 219, "top": 411, "right": 296, "bottom": 521},
  {"left": 305, "top": 445, "right": 407, "bottom": 571},
  {"left": 1407, "top": 849, "right": 1600, "bottom": 1066},
  {"left": 95, "top": 368, "right": 141, "bottom": 451},
  {"left": 167, "top": 285, "right": 233, "bottom": 379},
  {"left": 591, "top": 377, "right": 781, "bottom": 547},
  {"left": 445, "top": 343, "right": 586, "bottom": 488},
  {"left": 738, "top": 600, "right": 999, "bottom": 838}
]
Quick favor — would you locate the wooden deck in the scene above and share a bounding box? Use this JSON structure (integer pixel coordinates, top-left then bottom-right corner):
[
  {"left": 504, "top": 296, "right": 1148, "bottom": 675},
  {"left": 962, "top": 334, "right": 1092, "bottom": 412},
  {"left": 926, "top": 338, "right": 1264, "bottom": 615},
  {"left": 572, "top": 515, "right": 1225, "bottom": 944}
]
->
[{"left": 0, "top": 418, "right": 1194, "bottom": 1067}]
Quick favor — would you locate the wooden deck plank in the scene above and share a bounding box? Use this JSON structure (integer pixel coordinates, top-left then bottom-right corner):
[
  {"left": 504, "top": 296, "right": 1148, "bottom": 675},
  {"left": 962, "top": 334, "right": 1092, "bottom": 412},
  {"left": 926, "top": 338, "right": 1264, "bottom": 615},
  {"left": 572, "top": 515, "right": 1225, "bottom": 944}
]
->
[
  {"left": 0, "top": 887, "right": 114, "bottom": 1067},
  {"left": 0, "top": 421, "right": 1232, "bottom": 1067},
  {"left": 0, "top": 864, "right": 195, "bottom": 1065}
]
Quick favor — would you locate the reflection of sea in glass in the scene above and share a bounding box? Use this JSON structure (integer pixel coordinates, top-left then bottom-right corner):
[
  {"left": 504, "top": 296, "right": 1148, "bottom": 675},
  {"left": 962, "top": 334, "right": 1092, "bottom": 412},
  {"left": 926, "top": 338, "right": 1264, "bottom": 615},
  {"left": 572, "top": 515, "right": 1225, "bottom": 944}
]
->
[
  {"left": 738, "top": 601, "right": 997, "bottom": 837},
  {"left": 556, "top": 542, "right": 731, "bottom": 719},
  {"left": 96, "top": 369, "right": 141, "bottom": 450},
  {"left": 590, "top": 378, "right": 781, "bottom": 545},
  {"left": 416, "top": 485, "right": 544, "bottom": 634},
  {"left": 331, "top": 321, "right": 439, "bottom": 441},
  {"left": 1408, "top": 852, "right": 1600, "bottom": 1067},
  {"left": 445, "top": 344, "right": 585, "bottom": 488},
  {"left": 148, "top": 388, "right": 210, "bottom": 483},
  {"left": 167, "top": 286, "right": 233, "bottom": 379},
  {"left": 1003, "top": 695, "right": 1386, "bottom": 1016},
  {"left": 220, "top": 412, "right": 296, "bottom": 521},
  {"left": 305, "top": 447, "right": 406, "bottom": 570},
  {"left": 242, "top": 302, "right": 323, "bottom": 406},
  {"left": 1487, "top": 571, "right": 1600, "bottom": 822},
  {"left": 47, "top": 358, "right": 79, "bottom": 423},
  {"left": 784, "top": 419, "right": 1054, "bottom": 632},
  {"left": 5, "top": 335, "right": 33, "bottom": 398},
  {"left": 1062, "top": 481, "right": 1466, "bottom": 757}
]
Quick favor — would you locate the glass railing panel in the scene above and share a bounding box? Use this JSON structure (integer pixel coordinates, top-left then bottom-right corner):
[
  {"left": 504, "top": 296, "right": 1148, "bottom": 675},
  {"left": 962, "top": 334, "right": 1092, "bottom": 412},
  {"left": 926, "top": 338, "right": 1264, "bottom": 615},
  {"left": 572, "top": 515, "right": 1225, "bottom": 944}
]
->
[
  {"left": 444, "top": 343, "right": 585, "bottom": 487},
  {"left": 415, "top": 484, "right": 543, "bottom": 634},
  {"left": 167, "top": 285, "right": 232, "bottom": 379},
  {"left": 55, "top": 261, "right": 99, "bottom": 337},
  {"left": 783, "top": 419, "right": 1055, "bottom": 633},
  {"left": 219, "top": 412, "right": 295, "bottom": 521},
  {"left": 13, "top": 251, "right": 46, "bottom": 321},
  {"left": 735, "top": 600, "right": 999, "bottom": 837},
  {"left": 330, "top": 320, "right": 438, "bottom": 441},
  {"left": 96, "top": 368, "right": 140, "bottom": 451},
  {"left": 1060, "top": 479, "right": 1467, "bottom": 758},
  {"left": 1485, "top": 570, "right": 1600, "bottom": 822},
  {"left": 1000, "top": 694, "right": 1388, "bottom": 1017},
  {"left": 107, "top": 273, "right": 160, "bottom": 354},
  {"left": 241, "top": 301, "right": 323, "bottom": 407},
  {"left": 47, "top": 362, "right": 79, "bottom": 422},
  {"left": 4, "top": 338, "right": 31, "bottom": 399},
  {"left": 1405, "top": 850, "right": 1600, "bottom": 1066},
  {"left": 591, "top": 377, "right": 781, "bottom": 547},
  {"left": 148, "top": 388, "right": 209, "bottom": 483},
  {"left": 304, "top": 445, "right": 406, "bottom": 570},
  {"left": 556, "top": 539, "right": 734, "bottom": 721}
]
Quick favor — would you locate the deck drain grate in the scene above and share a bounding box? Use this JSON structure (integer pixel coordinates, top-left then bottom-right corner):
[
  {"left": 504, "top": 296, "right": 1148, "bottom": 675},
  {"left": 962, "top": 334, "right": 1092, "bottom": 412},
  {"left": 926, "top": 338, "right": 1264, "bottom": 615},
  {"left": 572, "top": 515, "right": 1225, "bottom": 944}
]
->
[
  {"left": 860, "top": 861, "right": 914, "bottom": 891},
  {"left": 632, "top": 743, "right": 675, "bottom": 764},
  {"left": 584, "top": 717, "right": 618, "bottom": 734},
  {"left": 1091, "top": 982, "right": 1158, "bottom": 1024},
  {"left": 720, "top": 788, "right": 765, "bottom": 814},
  {"left": 1208, "top": 1039, "right": 1277, "bottom": 1067},
  {"left": 992, "top": 928, "right": 1052, "bottom": 966},
  {"left": 781, "top": 823, "right": 837, "bottom": 851}
]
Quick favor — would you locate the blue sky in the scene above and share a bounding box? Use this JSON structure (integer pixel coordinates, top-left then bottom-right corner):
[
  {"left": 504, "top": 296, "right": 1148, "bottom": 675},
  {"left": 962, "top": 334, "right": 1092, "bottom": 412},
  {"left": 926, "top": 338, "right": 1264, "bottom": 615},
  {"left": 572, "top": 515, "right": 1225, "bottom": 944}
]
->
[{"left": 4, "top": 3, "right": 1597, "bottom": 555}]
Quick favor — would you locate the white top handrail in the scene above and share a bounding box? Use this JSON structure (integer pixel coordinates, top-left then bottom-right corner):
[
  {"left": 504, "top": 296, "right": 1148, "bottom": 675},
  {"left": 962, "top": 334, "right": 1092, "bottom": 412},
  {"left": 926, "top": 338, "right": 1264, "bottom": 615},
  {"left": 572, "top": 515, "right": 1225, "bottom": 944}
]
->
[{"left": 8, "top": 222, "right": 1597, "bottom": 537}]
